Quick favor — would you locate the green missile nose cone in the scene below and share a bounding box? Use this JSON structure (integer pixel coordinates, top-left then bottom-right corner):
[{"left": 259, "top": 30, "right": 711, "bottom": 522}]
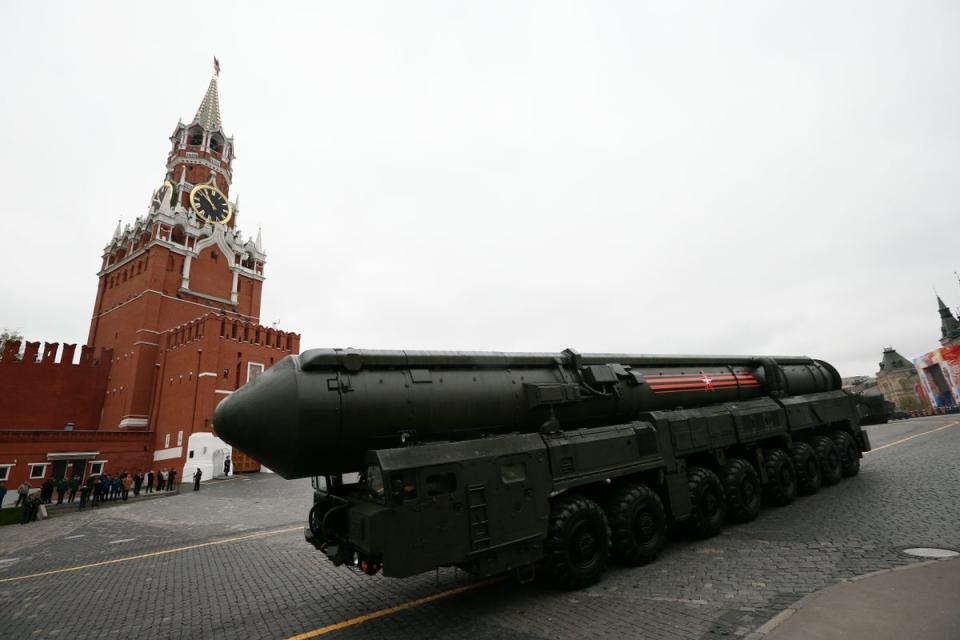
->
[{"left": 214, "top": 356, "right": 303, "bottom": 478}]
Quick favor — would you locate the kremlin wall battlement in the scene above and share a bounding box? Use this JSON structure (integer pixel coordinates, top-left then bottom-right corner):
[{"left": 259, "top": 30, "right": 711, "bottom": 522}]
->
[{"left": 0, "top": 341, "right": 112, "bottom": 431}]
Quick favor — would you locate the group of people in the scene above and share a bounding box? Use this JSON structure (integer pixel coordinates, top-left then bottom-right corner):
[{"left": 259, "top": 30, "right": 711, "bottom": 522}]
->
[
  {"left": 0, "top": 468, "right": 183, "bottom": 512},
  {"left": 2, "top": 459, "right": 232, "bottom": 513},
  {"left": 76, "top": 468, "right": 180, "bottom": 508}
]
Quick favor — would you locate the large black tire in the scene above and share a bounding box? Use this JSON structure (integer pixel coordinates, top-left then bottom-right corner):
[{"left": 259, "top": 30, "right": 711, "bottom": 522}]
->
[
  {"left": 831, "top": 430, "right": 861, "bottom": 477},
  {"left": 721, "top": 458, "right": 761, "bottom": 523},
  {"left": 791, "top": 441, "right": 822, "bottom": 496},
  {"left": 605, "top": 483, "right": 667, "bottom": 566},
  {"left": 543, "top": 494, "right": 611, "bottom": 590},
  {"left": 810, "top": 435, "right": 842, "bottom": 486},
  {"left": 684, "top": 467, "right": 726, "bottom": 538},
  {"left": 763, "top": 448, "right": 797, "bottom": 506}
]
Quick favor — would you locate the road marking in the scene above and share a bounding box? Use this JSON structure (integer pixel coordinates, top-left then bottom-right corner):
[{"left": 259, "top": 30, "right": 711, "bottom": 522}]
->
[
  {"left": 64, "top": 535, "right": 85, "bottom": 539},
  {"left": 867, "top": 420, "right": 959, "bottom": 454},
  {"left": 286, "top": 577, "right": 504, "bottom": 640},
  {"left": 0, "top": 525, "right": 301, "bottom": 584},
  {"left": 109, "top": 538, "right": 136, "bottom": 544}
]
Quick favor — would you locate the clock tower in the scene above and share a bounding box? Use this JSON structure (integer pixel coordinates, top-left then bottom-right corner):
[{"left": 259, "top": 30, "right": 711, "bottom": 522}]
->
[
  {"left": 165, "top": 62, "right": 237, "bottom": 224},
  {"left": 87, "top": 62, "right": 295, "bottom": 453},
  {"left": 0, "top": 61, "right": 298, "bottom": 491}
]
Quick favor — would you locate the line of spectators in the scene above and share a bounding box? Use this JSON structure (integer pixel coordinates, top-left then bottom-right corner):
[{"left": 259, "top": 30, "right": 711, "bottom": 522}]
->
[
  {"left": 78, "top": 468, "right": 179, "bottom": 509},
  {"left": 1, "top": 467, "right": 184, "bottom": 513}
]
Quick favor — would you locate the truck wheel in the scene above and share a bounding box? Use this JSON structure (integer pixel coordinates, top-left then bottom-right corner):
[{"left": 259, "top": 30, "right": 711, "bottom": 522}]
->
[
  {"left": 762, "top": 448, "right": 797, "bottom": 506},
  {"left": 543, "top": 495, "right": 611, "bottom": 590},
  {"left": 790, "top": 442, "right": 822, "bottom": 496},
  {"left": 831, "top": 430, "right": 861, "bottom": 477},
  {"left": 810, "top": 435, "right": 842, "bottom": 486},
  {"left": 605, "top": 483, "right": 666, "bottom": 566},
  {"left": 721, "top": 458, "right": 761, "bottom": 523},
  {"left": 684, "top": 467, "right": 726, "bottom": 538}
]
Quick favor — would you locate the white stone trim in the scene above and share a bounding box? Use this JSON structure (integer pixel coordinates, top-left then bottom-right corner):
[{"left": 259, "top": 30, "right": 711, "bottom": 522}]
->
[
  {"left": 118, "top": 417, "right": 149, "bottom": 429},
  {"left": 89, "top": 460, "right": 107, "bottom": 476},
  {"left": 136, "top": 329, "right": 160, "bottom": 334},
  {"left": 178, "top": 287, "right": 234, "bottom": 306},
  {"left": 46, "top": 452, "right": 99, "bottom": 461},
  {"left": 194, "top": 225, "right": 236, "bottom": 263},
  {"left": 198, "top": 372, "right": 218, "bottom": 377},
  {"left": 28, "top": 462, "right": 50, "bottom": 479},
  {"left": 134, "top": 341, "right": 159, "bottom": 347},
  {"left": 214, "top": 389, "right": 233, "bottom": 395},
  {"left": 0, "top": 464, "right": 13, "bottom": 481},
  {"left": 247, "top": 362, "right": 264, "bottom": 383},
  {"left": 153, "top": 446, "right": 183, "bottom": 462},
  {"left": 91, "top": 289, "right": 260, "bottom": 322}
]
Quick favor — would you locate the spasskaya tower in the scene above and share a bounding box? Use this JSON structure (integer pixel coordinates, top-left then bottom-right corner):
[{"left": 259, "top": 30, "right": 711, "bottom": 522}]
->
[{"left": 84, "top": 60, "right": 299, "bottom": 473}]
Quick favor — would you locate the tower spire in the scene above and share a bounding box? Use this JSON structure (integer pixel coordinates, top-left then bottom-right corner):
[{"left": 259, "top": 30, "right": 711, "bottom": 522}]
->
[
  {"left": 192, "top": 63, "right": 222, "bottom": 131},
  {"left": 937, "top": 293, "right": 960, "bottom": 344}
]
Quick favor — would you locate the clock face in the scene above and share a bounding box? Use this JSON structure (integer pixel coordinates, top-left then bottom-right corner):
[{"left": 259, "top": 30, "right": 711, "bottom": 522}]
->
[{"left": 190, "top": 184, "right": 232, "bottom": 224}]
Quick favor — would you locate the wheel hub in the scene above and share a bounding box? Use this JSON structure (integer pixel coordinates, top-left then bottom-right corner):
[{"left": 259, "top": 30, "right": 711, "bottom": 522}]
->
[
  {"left": 779, "top": 466, "right": 792, "bottom": 485},
  {"left": 571, "top": 524, "right": 598, "bottom": 566},
  {"left": 634, "top": 511, "right": 656, "bottom": 541},
  {"left": 703, "top": 490, "right": 719, "bottom": 516}
]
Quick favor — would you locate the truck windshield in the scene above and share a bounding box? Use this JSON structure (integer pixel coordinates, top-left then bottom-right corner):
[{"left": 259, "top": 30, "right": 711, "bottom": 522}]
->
[{"left": 366, "top": 464, "right": 385, "bottom": 500}]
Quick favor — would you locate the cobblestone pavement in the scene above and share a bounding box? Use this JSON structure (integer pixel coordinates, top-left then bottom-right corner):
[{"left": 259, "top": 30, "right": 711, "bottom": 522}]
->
[{"left": 0, "top": 415, "right": 958, "bottom": 640}]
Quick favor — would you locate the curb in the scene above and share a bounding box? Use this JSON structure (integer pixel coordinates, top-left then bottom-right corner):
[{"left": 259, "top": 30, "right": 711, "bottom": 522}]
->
[{"left": 744, "top": 557, "right": 951, "bottom": 639}]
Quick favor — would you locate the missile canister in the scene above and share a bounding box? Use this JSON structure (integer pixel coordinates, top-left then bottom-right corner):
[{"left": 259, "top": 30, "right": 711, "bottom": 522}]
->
[{"left": 213, "top": 348, "right": 841, "bottom": 478}]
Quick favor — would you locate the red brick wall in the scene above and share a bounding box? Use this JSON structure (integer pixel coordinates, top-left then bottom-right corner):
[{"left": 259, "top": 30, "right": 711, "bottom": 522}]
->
[
  {"left": 0, "top": 430, "right": 152, "bottom": 490},
  {"left": 188, "top": 246, "right": 234, "bottom": 301},
  {"left": 0, "top": 342, "right": 111, "bottom": 430},
  {"left": 150, "top": 314, "right": 299, "bottom": 480}
]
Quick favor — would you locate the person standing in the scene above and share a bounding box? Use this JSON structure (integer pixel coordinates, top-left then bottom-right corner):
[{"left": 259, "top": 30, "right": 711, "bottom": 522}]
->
[
  {"left": 223, "top": 458, "right": 231, "bottom": 477},
  {"left": 78, "top": 481, "right": 89, "bottom": 510},
  {"left": 159, "top": 469, "right": 168, "bottom": 492},
  {"left": 56, "top": 477, "right": 67, "bottom": 505},
  {"left": 122, "top": 474, "right": 132, "bottom": 500},
  {"left": 68, "top": 476, "right": 79, "bottom": 503},
  {"left": 16, "top": 481, "right": 30, "bottom": 507},
  {"left": 0, "top": 481, "right": 7, "bottom": 508},
  {"left": 92, "top": 475, "right": 103, "bottom": 507},
  {"left": 168, "top": 468, "right": 177, "bottom": 492},
  {"left": 145, "top": 470, "right": 154, "bottom": 494},
  {"left": 40, "top": 478, "right": 53, "bottom": 504},
  {"left": 84, "top": 475, "right": 96, "bottom": 507},
  {"left": 193, "top": 467, "right": 202, "bottom": 491}
]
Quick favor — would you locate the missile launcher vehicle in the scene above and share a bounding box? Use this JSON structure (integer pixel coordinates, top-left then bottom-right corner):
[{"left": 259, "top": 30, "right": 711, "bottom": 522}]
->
[{"left": 214, "top": 348, "right": 871, "bottom": 589}]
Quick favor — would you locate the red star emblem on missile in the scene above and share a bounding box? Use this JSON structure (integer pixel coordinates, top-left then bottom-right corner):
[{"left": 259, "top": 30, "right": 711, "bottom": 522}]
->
[{"left": 700, "top": 372, "right": 714, "bottom": 390}]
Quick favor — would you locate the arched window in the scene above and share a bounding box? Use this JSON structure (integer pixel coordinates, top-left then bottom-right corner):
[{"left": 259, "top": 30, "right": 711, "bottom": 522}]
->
[
  {"left": 171, "top": 225, "right": 186, "bottom": 245},
  {"left": 188, "top": 126, "right": 203, "bottom": 146},
  {"left": 210, "top": 135, "right": 223, "bottom": 152}
]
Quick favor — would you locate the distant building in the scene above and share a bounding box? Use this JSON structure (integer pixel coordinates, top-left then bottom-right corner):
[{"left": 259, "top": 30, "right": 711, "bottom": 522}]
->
[
  {"left": 912, "top": 296, "right": 960, "bottom": 408},
  {"left": 875, "top": 348, "right": 927, "bottom": 411}
]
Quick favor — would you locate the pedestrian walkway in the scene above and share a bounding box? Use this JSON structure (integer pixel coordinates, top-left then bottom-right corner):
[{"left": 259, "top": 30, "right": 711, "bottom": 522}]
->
[
  {"left": 751, "top": 557, "right": 960, "bottom": 640},
  {"left": 41, "top": 487, "right": 177, "bottom": 517},
  {"left": 7, "top": 474, "right": 249, "bottom": 521}
]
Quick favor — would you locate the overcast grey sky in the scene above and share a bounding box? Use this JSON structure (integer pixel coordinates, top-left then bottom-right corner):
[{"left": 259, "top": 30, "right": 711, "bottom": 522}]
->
[{"left": 1, "top": 1, "right": 958, "bottom": 376}]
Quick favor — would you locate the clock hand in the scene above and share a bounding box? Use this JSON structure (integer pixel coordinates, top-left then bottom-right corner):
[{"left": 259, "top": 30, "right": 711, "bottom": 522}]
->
[{"left": 202, "top": 192, "right": 216, "bottom": 207}]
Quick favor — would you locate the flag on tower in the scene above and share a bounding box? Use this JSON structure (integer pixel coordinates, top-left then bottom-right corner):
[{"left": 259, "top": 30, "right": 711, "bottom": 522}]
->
[{"left": 214, "top": 56, "right": 221, "bottom": 75}]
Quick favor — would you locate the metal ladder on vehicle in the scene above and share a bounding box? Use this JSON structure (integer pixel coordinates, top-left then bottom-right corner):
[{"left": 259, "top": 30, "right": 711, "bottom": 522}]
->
[{"left": 466, "top": 482, "right": 490, "bottom": 551}]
